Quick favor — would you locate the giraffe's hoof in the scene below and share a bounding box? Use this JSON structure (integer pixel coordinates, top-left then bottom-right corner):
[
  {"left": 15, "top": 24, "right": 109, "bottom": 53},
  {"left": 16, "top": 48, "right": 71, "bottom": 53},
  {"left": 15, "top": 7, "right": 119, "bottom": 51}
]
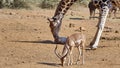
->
[{"left": 86, "top": 43, "right": 97, "bottom": 50}]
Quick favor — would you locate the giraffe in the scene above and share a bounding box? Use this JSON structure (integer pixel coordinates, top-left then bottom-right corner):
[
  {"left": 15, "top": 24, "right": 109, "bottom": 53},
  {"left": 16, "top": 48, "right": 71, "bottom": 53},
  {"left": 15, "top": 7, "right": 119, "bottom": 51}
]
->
[
  {"left": 47, "top": 0, "right": 110, "bottom": 49},
  {"left": 109, "top": 4, "right": 118, "bottom": 18},
  {"left": 88, "top": 0, "right": 101, "bottom": 19},
  {"left": 109, "top": 0, "right": 120, "bottom": 18},
  {"left": 48, "top": 0, "right": 77, "bottom": 44},
  {"left": 111, "top": 0, "right": 120, "bottom": 8},
  {"left": 88, "top": 0, "right": 119, "bottom": 19}
]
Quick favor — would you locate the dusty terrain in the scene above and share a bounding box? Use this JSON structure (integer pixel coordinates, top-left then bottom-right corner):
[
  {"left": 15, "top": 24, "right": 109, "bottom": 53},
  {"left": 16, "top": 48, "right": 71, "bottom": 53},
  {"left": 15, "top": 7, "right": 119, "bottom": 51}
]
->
[{"left": 0, "top": 6, "right": 120, "bottom": 68}]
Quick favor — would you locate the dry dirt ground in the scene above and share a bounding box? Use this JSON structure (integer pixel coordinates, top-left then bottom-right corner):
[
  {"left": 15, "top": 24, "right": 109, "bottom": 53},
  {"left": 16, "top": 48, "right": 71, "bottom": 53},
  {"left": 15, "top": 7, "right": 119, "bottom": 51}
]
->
[{"left": 0, "top": 6, "right": 120, "bottom": 68}]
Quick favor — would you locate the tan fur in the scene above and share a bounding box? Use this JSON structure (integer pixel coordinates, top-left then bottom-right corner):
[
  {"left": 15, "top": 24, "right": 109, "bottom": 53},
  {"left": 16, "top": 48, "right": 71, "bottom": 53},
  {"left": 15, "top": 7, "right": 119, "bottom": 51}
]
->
[{"left": 54, "top": 33, "right": 85, "bottom": 66}]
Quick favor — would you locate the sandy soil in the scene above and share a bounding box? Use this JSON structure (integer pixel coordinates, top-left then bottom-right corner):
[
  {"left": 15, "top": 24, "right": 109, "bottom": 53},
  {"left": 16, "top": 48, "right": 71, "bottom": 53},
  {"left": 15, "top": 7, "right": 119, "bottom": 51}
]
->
[{"left": 0, "top": 7, "right": 120, "bottom": 68}]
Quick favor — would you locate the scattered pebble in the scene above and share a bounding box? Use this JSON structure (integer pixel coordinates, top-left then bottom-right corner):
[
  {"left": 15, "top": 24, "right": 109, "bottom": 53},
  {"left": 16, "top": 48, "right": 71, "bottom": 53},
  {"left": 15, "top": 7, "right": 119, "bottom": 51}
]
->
[
  {"left": 34, "top": 29, "right": 38, "bottom": 31},
  {"left": 118, "top": 44, "right": 120, "bottom": 47},
  {"left": 69, "top": 23, "right": 75, "bottom": 28},
  {"left": 79, "top": 27, "right": 86, "bottom": 31},
  {"left": 9, "top": 12, "right": 16, "bottom": 15},
  {"left": 102, "top": 59, "right": 107, "bottom": 61},
  {"left": 21, "top": 61, "right": 25, "bottom": 63},
  {"left": 115, "top": 30, "right": 119, "bottom": 33}
]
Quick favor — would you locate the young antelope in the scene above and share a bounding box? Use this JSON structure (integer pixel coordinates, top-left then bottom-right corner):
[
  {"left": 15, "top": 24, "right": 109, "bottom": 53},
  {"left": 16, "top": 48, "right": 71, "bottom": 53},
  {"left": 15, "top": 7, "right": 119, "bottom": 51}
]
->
[{"left": 54, "top": 33, "right": 86, "bottom": 66}]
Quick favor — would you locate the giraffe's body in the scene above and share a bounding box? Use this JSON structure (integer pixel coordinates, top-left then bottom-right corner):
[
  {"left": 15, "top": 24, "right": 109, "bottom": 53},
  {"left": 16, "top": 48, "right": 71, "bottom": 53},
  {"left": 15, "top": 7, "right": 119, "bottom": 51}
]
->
[{"left": 48, "top": 0, "right": 111, "bottom": 49}]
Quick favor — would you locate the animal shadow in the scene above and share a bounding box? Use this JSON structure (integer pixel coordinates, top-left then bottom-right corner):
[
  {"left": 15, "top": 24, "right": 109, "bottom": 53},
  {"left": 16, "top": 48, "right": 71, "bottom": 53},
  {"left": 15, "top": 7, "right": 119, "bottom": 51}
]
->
[
  {"left": 11, "top": 40, "right": 54, "bottom": 44},
  {"left": 69, "top": 17, "right": 85, "bottom": 20},
  {"left": 37, "top": 62, "right": 61, "bottom": 67}
]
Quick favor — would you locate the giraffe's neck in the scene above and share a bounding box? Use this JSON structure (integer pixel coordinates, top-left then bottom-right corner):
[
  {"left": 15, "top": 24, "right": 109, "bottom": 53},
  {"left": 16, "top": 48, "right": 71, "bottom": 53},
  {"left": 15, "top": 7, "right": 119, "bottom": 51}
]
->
[
  {"left": 49, "top": 0, "right": 77, "bottom": 44},
  {"left": 53, "top": 0, "right": 77, "bottom": 18}
]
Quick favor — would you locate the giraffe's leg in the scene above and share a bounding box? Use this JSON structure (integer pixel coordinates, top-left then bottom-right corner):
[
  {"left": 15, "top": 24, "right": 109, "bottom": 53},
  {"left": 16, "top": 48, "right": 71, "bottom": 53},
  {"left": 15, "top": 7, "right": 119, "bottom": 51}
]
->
[
  {"left": 108, "top": 10, "right": 112, "bottom": 18},
  {"left": 89, "top": 9, "right": 93, "bottom": 19},
  {"left": 93, "top": 9, "right": 96, "bottom": 19},
  {"left": 90, "top": 5, "right": 109, "bottom": 49},
  {"left": 113, "top": 9, "right": 117, "bottom": 19},
  {"left": 89, "top": 8, "right": 95, "bottom": 19}
]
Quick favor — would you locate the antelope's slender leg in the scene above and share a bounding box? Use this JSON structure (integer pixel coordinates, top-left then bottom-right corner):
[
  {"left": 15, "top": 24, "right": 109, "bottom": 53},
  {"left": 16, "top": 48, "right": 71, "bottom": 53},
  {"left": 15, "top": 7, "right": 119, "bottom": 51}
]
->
[
  {"left": 82, "top": 42, "right": 85, "bottom": 64},
  {"left": 67, "top": 48, "right": 71, "bottom": 66},
  {"left": 67, "top": 46, "right": 73, "bottom": 66},
  {"left": 69, "top": 47, "right": 73, "bottom": 65},
  {"left": 76, "top": 46, "right": 81, "bottom": 64}
]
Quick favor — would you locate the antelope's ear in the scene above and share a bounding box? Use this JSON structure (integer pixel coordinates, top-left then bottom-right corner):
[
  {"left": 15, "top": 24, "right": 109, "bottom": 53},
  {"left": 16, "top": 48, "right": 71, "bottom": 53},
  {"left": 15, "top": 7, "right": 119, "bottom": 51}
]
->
[{"left": 47, "top": 18, "right": 54, "bottom": 22}]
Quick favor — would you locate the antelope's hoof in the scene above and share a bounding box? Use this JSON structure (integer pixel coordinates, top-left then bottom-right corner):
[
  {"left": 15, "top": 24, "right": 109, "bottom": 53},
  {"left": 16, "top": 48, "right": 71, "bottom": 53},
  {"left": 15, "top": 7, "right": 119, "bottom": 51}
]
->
[
  {"left": 67, "top": 63, "right": 70, "bottom": 66},
  {"left": 76, "top": 62, "right": 79, "bottom": 65},
  {"left": 70, "top": 63, "right": 73, "bottom": 65}
]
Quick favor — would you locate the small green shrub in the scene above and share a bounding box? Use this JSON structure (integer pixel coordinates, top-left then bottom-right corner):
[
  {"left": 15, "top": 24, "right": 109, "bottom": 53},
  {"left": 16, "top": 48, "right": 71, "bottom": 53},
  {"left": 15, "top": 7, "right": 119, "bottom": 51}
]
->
[
  {"left": 0, "top": 0, "right": 30, "bottom": 9},
  {"left": 0, "top": 0, "right": 90, "bottom": 9},
  {"left": 38, "top": 0, "right": 59, "bottom": 9},
  {"left": 78, "top": 0, "right": 90, "bottom": 7},
  {"left": 11, "top": 0, "right": 30, "bottom": 9},
  {"left": 0, "top": 0, "right": 3, "bottom": 8}
]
